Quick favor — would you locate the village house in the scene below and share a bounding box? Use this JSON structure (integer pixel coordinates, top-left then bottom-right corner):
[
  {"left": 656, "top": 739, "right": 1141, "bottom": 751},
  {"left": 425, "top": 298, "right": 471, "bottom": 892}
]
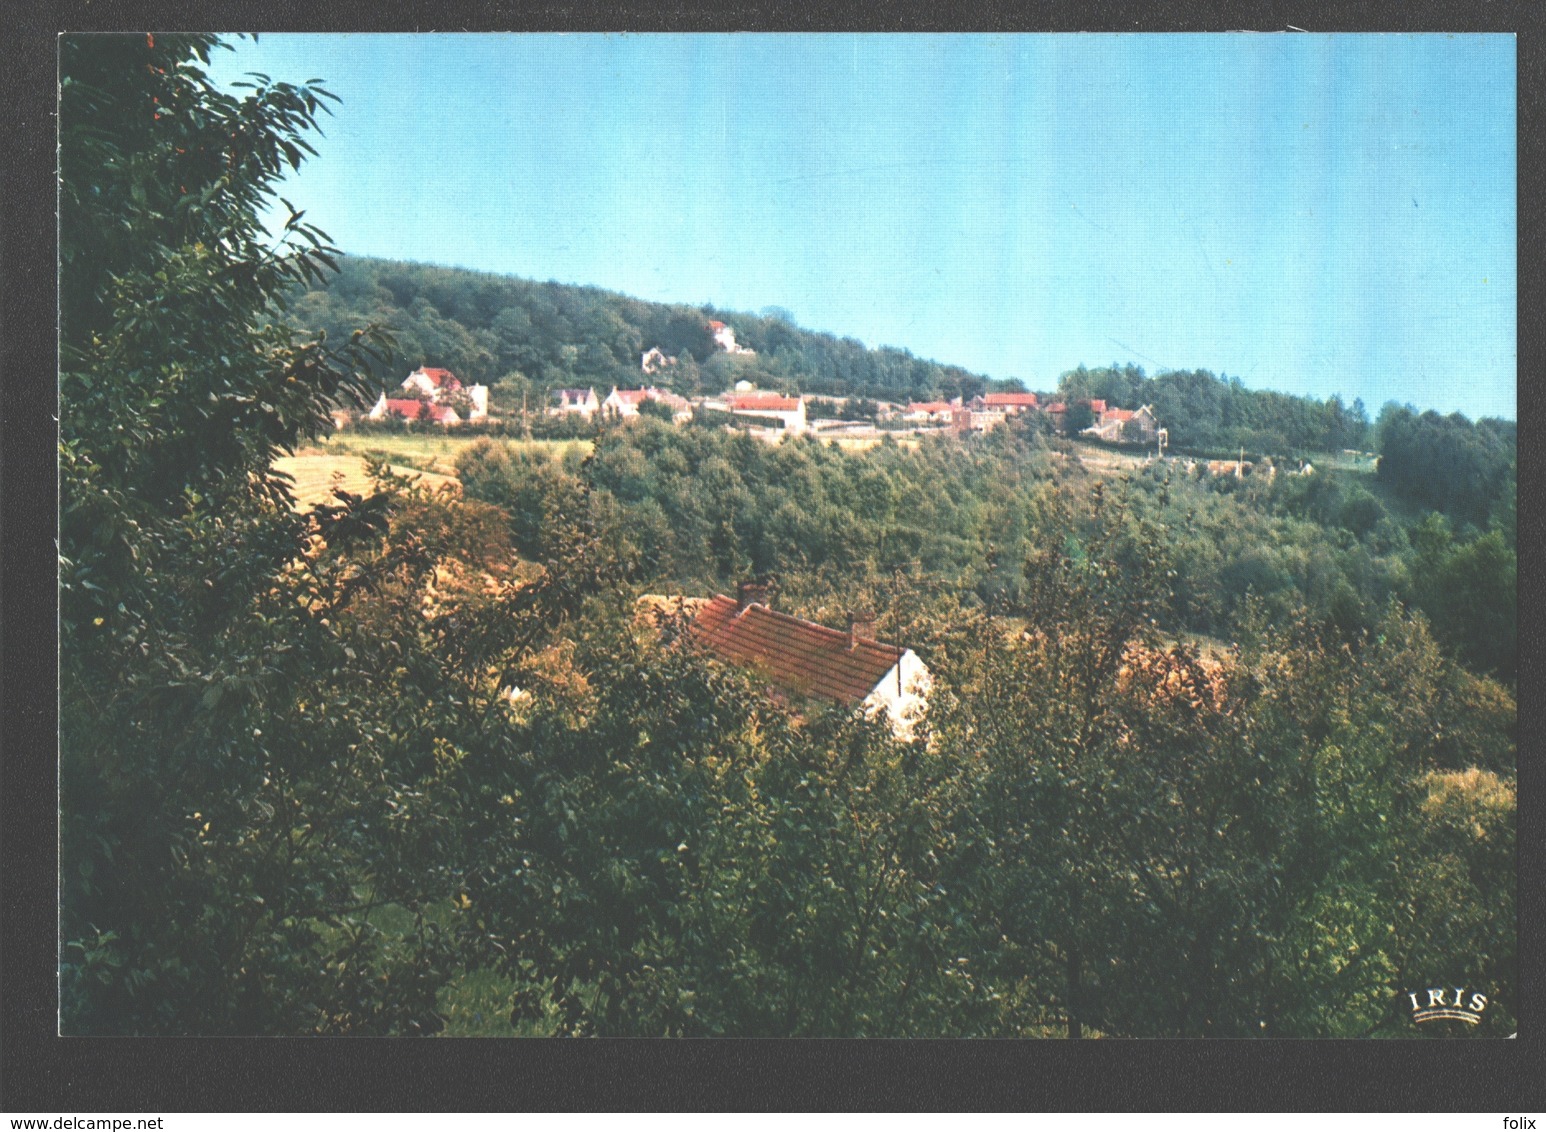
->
[
  {"left": 686, "top": 583, "right": 931, "bottom": 740},
  {"left": 1083, "top": 403, "right": 1161, "bottom": 445},
  {"left": 369, "top": 397, "right": 463, "bottom": 425},
  {"left": 904, "top": 400, "right": 956, "bottom": 424},
  {"left": 721, "top": 391, "right": 807, "bottom": 435},
  {"left": 950, "top": 406, "right": 1008, "bottom": 434},
  {"left": 641, "top": 347, "right": 677, "bottom": 375},
  {"left": 601, "top": 386, "right": 693, "bottom": 423},
  {"left": 976, "top": 391, "right": 1039, "bottom": 414},
  {"left": 548, "top": 387, "right": 601, "bottom": 419},
  {"left": 708, "top": 320, "right": 755, "bottom": 356},
  {"left": 368, "top": 365, "right": 489, "bottom": 424}
]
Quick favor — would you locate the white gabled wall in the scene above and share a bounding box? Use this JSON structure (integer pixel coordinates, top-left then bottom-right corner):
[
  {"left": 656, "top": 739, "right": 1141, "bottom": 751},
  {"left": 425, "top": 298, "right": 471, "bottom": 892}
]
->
[{"left": 862, "top": 649, "right": 932, "bottom": 740}]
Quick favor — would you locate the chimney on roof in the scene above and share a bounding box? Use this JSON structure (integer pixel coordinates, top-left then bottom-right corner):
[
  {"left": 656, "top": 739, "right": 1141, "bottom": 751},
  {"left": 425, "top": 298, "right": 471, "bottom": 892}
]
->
[
  {"left": 847, "top": 610, "right": 875, "bottom": 650},
  {"left": 737, "top": 580, "right": 770, "bottom": 611}
]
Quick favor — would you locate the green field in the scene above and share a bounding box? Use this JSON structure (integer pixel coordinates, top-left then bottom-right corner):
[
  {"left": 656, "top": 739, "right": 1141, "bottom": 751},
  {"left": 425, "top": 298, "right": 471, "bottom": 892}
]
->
[{"left": 321, "top": 433, "right": 593, "bottom": 475}]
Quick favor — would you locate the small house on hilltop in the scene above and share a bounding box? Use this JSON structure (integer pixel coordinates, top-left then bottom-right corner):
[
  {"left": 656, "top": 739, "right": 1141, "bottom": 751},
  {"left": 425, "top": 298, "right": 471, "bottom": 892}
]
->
[
  {"left": 687, "top": 585, "right": 931, "bottom": 740},
  {"left": 708, "top": 320, "right": 755, "bottom": 356}
]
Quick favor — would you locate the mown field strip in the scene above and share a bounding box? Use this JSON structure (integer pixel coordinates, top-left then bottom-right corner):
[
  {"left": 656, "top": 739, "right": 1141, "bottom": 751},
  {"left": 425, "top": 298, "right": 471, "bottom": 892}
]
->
[{"left": 273, "top": 453, "right": 460, "bottom": 509}]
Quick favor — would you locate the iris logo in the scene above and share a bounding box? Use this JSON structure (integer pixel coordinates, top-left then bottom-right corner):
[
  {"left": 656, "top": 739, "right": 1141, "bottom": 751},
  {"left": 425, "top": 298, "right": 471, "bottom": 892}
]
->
[{"left": 1406, "top": 986, "right": 1488, "bottom": 1025}]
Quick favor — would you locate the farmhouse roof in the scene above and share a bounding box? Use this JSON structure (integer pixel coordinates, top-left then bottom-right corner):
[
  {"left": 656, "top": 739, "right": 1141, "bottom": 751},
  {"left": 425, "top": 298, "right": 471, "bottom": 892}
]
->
[
  {"left": 690, "top": 595, "right": 904, "bottom": 708},
  {"left": 1088, "top": 399, "right": 1107, "bottom": 414},
  {"left": 983, "top": 392, "right": 1039, "bottom": 407},
  {"left": 908, "top": 401, "right": 955, "bottom": 413},
  {"left": 727, "top": 393, "right": 801, "bottom": 412},
  {"left": 1044, "top": 402, "right": 1067, "bottom": 414},
  {"left": 384, "top": 398, "right": 428, "bottom": 419},
  {"left": 1104, "top": 408, "right": 1137, "bottom": 422}
]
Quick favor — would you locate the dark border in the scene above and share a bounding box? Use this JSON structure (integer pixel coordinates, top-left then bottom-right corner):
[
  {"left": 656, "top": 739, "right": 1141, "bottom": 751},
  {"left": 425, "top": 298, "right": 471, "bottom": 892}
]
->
[{"left": 5, "top": 0, "right": 1541, "bottom": 1114}]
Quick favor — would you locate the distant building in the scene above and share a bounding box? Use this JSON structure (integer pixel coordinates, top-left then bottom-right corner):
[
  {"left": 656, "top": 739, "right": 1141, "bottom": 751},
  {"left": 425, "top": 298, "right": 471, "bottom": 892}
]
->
[
  {"left": 979, "top": 391, "right": 1039, "bottom": 413},
  {"left": 368, "top": 366, "right": 488, "bottom": 423},
  {"left": 602, "top": 386, "right": 693, "bottom": 423},
  {"left": 723, "top": 391, "right": 806, "bottom": 435},
  {"left": 1084, "top": 403, "right": 1160, "bottom": 444},
  {"left": 688, "top": 584, "right": 931, "bottom": 740},
  {"left": 641, "top": 347, "right": 677, "bottom": 374},
  {"left": 708, "top": 320, "right": 755, "bottom": 356},
  {"left": 369, "top": 397, "right": 461, "bottom": 425},
  {"left": 549, "top": 387, "right": 600, "bottom": 419},
  {"left": 905, "top": 400, "right": 955, "bottom": 424}
]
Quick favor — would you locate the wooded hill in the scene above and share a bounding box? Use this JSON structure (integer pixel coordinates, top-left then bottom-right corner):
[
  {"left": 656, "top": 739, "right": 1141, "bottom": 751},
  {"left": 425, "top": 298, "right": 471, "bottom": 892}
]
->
[
  {"left": 289, "top": 256, "right": 1395, "bottom": 456},
  {"left": 287, "top": 255, "right": 1001, "bottom": 407}
]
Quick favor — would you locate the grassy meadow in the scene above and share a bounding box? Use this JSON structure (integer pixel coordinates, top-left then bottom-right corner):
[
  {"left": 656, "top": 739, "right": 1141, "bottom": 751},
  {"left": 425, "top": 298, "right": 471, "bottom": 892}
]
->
[{"left": 321, "top": 432, "right": 593, "bottom": 475}]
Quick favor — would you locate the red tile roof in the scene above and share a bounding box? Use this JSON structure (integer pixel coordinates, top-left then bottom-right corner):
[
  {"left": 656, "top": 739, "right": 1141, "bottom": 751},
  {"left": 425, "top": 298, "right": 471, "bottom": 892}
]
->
[
  {"left": 1044, "top": 402, "right": 1067, "bottom": 414},
  {"left": 728, "top": 393, "right": 801, "bottom": 412},
  {"left": 984, "top": 392, "right": 1039, "bottom": 407},
  {"left": 384, "top": 398, "right": 427, "bottom": 419},
  {"left": 690, "top": 595, "right": 904, "bottom": 708},
  {"left": 908, "top": 401, "right": 954, "bottom": 413},
  {"left": 1104, "top": 408, "right": 1136, "bottom": 422},
  {"left": 385, "top": 399, "right": 459, "bottom": 423},
  {"left": 707, "top": 320, "right": 727, "bottom": 330},
  {"left": 1088, "top": 399, "right": 1106, "bottom": 414}
]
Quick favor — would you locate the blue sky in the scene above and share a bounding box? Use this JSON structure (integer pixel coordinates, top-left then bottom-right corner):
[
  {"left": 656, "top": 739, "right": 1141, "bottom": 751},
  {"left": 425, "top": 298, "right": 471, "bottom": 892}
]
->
[{"left": 207, "top": 33, "right": 1516, "bottom": 419}]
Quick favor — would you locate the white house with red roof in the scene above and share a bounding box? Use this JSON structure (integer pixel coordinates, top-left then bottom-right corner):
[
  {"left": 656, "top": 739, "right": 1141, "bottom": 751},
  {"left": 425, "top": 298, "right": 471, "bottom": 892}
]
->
[
  {"left": 978, "top": 391, "right": 1039, "bottom": 413},
  {"left": 707, "top": 320, "right": 754, "bottom": 356},
  {"left": 688, "top": 584, "right": 931, "bottom": 739},
  {"left": 720, "top": 391, "right": 806, "bottom": 435},
  {"left": 369, "top": 397, "right": 463, "bottom": 425},
  {"left": 369, "top": 366, "right": 488, "bottom": 424},
  {"left": 602, "top": 386, "right": 693, "bottom": 423}
]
